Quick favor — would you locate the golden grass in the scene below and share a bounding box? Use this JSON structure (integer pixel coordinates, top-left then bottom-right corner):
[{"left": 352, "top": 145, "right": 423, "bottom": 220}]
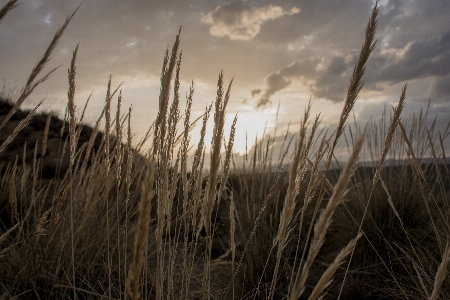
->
[
  {"left": 0, "top": 0, "right": 18, "bottom": 23},
  {"left": 430, "top": 242, "right": 450, "bottom": 300},
  {"left": 0, "top": 1, "right": 449, "bottom": 299},
  {"left": 127, "top": 161, "right": 155, "bottom": 300}
]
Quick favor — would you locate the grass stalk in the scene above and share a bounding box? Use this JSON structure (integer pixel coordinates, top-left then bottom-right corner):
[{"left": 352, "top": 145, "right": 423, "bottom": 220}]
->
[
  {"left": 127, "top": 161, "right": 155, "bottom": 300},
  {"left": 291, "top": 136, "right": 364, "bottom": 299}
]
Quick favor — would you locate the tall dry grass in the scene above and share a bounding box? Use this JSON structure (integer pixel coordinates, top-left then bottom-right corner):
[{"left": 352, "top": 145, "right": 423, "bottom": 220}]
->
[{"left": 0, "top": 2, "right": 449, "bottom": 300}]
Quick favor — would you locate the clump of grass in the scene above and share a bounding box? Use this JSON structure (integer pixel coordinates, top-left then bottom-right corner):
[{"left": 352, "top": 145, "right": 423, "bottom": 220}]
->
[{"left": 0, "top": 2, "right": 449, "bottom": 300}]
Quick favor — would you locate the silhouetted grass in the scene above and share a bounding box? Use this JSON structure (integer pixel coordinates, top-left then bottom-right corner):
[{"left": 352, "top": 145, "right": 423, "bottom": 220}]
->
[{"left": 0, "top": 2, "right": 449, "bottom": 299}]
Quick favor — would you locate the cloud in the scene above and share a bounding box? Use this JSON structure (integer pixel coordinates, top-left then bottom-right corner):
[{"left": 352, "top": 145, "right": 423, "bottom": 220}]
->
[
  {"left": 254, "top": 72, "right": 291, "bottom": 107},
  {"left": 254, "top": 19, "right": 450, "bottom": 108},
  {"left": 202, "top": 1, "right": 300, "bottom": 40},
  {"left": 246, "top": 0, "right": 450, "bottom": 109},
  {"left": 431, "top": 74, "right": 450, "bottom": 103},
  {"left": 377, "top": 34, "right": 450, "bottom": 84},
  {"left": 359, "top": 26, "right": 450, "bottom": 103},
  {"left": 310, "top": 55, "right": 356, "bottom": 102},
  {"left": 253, "top": 56, "right": 354, "bottom": 107},
  {"left": 251, "top": 89, "right": 261, "bottom": 97}
]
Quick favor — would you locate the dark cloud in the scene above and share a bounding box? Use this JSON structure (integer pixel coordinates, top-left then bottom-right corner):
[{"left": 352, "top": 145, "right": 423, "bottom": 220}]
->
[
  {"left": 377, "top": 36, "right": 450, "bottom": 84},
  {"left": 441, "top": 30, "right": 450, "bottom": 46},
  {"left": 254, "top": 72, "right": 291, "bottom": 107},
  {"left": 327, "top": 56, "right": 348, "bottom": 76},
  {"left": 254, "top": 0, "right": 372, "bottom": 48},
  {"left": 252, "top": 0, "right": 450, "bottom": 108},
  {"left": 431, "top": 74, "right": 450, "bottom": 103},
  {"left": 311, "top": 55, "right": 356, "bottom": 102},
  {"left": 251, "top": 89, "right": 261, "bottom": 97},
  {"left": 254, "top": 56, "right": 354, "bottom": 107}
]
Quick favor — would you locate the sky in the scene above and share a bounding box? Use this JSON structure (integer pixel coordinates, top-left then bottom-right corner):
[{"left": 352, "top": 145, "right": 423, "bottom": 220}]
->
[{"left": 0, "top": 0, "right": 449, "bottom": 160}]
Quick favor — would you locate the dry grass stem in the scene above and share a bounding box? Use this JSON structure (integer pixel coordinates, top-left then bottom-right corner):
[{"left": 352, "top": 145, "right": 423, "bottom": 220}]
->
[
  {"left": 127, "top": 162, "right": 155, "bottom": 300},
  {"left": 327, "top": 3, "right": 378, "bottom": 165},
  {"left": 308, "top": 232, "right": 362, "bottom": 300},
  {"left": 230, "top": 191, "right": 236, "bottom": 299},
  {"left": 0, "top": 223, "right": 19, "bottom": 246},
  {"left": 67, "top": 43, "right": 79, "bottom": 300},
  {"left": 8, "top": 157, "right": 18, "bottom": 225},
  {"left": 269, "top": 105, "right": 318, "bottom": 299},
  {"left": 0, "top": 0, "right": 19, "bottom": 22},
  {"left": 373, "top": 83, "right": 407, "bottom": 185},
  {"left": 0, "top": 99, "right": 44, "bottom": 155},
  {"left": 33, "top": 209, "right": 51, "bottom": 239},
  {"left": 41, "top": 113, "right": 52, "bottom": 158},
  {"left": 291, "top": 136, "right": 364, "bottom": 299},
  {"left": 0, "top": 6, "right": 78, "bottom": 134},
  {"left": 202, "top": 72, "right": 233, "bottom": 299},
  {"left": 430, "top": 242, "right": 450, "bottom": 300}
]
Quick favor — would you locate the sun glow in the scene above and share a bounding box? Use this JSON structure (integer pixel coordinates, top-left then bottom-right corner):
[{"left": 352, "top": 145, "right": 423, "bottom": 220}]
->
[
  {"left": 228, "top": 110, "right": 277, "bottom": 155},
  {"left": 192, "top": 106, "right": 278, "bottom": 156},
  {"left": 188, "top": 107, "right": 276, "bottom": 156}
]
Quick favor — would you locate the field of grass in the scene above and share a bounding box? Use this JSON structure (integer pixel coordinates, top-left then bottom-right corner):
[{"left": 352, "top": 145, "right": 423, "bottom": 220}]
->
[{"left": 0, "top": 1, "right": 449, "bottom": 299}]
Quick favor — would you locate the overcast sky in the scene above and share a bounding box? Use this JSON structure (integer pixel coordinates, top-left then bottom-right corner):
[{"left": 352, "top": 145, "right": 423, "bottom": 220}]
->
[{"left": 1, "top": 0, "right": 449, "bottom": 157}]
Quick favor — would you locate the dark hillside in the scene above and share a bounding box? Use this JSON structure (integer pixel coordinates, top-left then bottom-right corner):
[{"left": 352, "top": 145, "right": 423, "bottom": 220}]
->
[{"left": 0, "top": 97, "right": 104, "bottom": 178}]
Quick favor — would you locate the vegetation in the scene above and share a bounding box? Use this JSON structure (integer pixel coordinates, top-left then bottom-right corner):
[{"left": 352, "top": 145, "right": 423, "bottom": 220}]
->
[{"left": 0, "top": 1, "right": 449, "bottom": 299}]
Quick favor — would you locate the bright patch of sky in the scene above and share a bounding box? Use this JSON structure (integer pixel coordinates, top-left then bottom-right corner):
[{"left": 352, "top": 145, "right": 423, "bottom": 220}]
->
[{"left": 43, "top": 13, "right": 52, "bottom": 25}]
